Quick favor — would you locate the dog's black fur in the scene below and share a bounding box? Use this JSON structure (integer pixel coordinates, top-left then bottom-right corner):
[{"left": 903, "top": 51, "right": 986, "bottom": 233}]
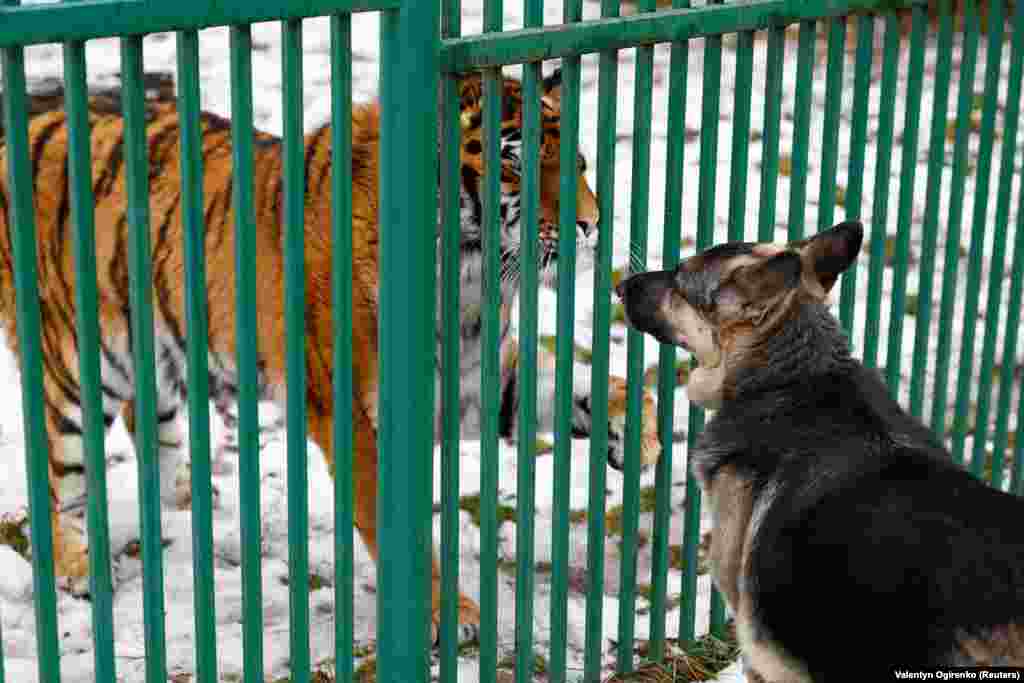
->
[{"left": 618, "top": 221, "right": 1024, "bottom": 679}]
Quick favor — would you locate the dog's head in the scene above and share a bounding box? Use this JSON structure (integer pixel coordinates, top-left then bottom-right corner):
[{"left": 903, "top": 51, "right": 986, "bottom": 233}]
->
[{"left": 616, "top": 221, "right": 863, "bottom": 409}]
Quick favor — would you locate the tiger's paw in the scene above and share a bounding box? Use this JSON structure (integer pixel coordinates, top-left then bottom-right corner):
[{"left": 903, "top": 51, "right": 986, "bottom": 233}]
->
[
  {"left": 430, "top": 594, "right": 481, "bottom": 648},
  {"left": 52, "top": 516, "right": 91, "bottom": 596},
  {"left": 604, "top": 375, "right": 660, "bottom": 471}
]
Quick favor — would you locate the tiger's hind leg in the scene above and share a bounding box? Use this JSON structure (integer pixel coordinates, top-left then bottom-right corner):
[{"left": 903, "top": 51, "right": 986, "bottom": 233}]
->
[{"left": 40, "top": 346, "right": 129, "bottom": 591}]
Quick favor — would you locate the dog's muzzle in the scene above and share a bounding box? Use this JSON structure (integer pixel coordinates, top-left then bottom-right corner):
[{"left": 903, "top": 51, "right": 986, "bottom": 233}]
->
[{"left": 615, "top": 270, "right": 679, "bottom": 346}]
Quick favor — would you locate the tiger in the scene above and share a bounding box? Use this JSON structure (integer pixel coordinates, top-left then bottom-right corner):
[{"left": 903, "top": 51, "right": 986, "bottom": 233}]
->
[{"left": 0, "top": 68, "right": 660, "bottom": 642}]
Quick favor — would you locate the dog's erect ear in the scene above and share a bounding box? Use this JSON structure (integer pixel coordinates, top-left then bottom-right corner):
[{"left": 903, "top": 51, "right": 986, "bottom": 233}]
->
[
  {"left": 717, "top": 251, "right": 802, "bottom": 321},
  {"left": 542, "top": 67, "right": 562, "bottom": 110},
  {"left": 799, "top": 221, "right": 864, "bottom": 295}
]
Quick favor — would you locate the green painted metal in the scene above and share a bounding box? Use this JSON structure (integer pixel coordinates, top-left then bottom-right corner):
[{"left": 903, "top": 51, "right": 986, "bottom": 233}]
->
[
  {"left": 480, "top": 50, "right": 502, "bottom": 683},
  {"left": 839, "top": 13, "right": 872, "bottom": 337},
  {"left": 1, "top": 22, "right": 61, "bottom": 683},
  {"left": 514, "top": 4, "right": 543, "bottom": 683},
  {"left": 647, "top": 1, "right": 688, "bottom": 663},
  {"left": 120, "top": 36, "right": 169, "bottom": 683},
  {"left": 228, "top": 23, "right": 265, "bottom": 683},
  {"left": 552, "top": 3, "right": 582, "bottom": 679},
  {"left": 440, "top": 0, "right": 923, "bottom": 71},
  {"left": 757, "top": 23, "right": 783, "bottom": 241},
  {"left": 909, "top": 0, "right": 954, "bottom": 420},
  {"left": 816, "top": 17, "right": 846, "bottom": 234},
  {"left": 282, "top": 18, "right": 312, "bottom": 683},
  {"left": 728, "top": 29, "right": 754, "bottom": 243},
  {"left": 0, "top": 0, "right": 395, "bottom": 48},
  {"left": 438, "top": 0, "right": 462, "bottom": 677},
  {"left": 977, "top": 0, "right": 1022, "bottom": 489},
  {"left": 615, "top": 0, "right": 655, "bottom": 674},
  {"left": 330, "top": 13, "right": 355, "bottom": 683},
  {"left": 862, "top": 14, "right": 899, "bottom": 370},
  {"left": 884, "top": 5, "right": 926, "bottom": 396},
  {"left": 175, "top": 29, "right": 220, "bottom": 683},
  {"left": 992, "top": 0, "right": 1024, "bottom": 493},
  {"left": 954, "top": 0, "right": 1005, "bottom": 473},
  {"left": 62, "top": 35, "right": 116, "bottom": 683},
  {"left": 376, "top": 1, "right": 438, "bottom": 681},
  {"left": 583, "top": 1, "right": 620, "bottom": 676},
  {"left": 932, "top": 0, "right": 980, "bottom": 443},
  {"left": 786, "top": 19, "right": 815, "bottom": 242}
]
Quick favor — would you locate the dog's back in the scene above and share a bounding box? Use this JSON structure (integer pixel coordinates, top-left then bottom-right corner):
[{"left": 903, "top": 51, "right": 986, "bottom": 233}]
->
[{"left": 714, "top": 360, "right": 1024, "bottom": 677}]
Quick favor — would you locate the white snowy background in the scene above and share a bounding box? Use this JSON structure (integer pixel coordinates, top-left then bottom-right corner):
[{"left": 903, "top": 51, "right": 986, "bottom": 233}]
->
[{"left": 0, "top": 1, "right": 1022, "bottom": 681}]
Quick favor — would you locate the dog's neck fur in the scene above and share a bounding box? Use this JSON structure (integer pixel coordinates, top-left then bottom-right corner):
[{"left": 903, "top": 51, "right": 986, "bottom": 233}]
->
[{"left": 726, "top": 300, "right": 854, "bottom": 402}]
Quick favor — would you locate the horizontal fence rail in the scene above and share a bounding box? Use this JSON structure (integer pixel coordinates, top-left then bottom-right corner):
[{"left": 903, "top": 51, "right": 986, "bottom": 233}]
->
[
  {"left": 440, "top": 0, "right": 925, "bottom": 70},
  {"left": 1, "top": 0, "right": 1024, "bottom": 681}
]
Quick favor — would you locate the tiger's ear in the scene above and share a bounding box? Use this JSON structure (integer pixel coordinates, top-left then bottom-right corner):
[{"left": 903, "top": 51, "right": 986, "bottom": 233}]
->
[{"left": 542, "top": 67, "right": 562, "bottom": 110}]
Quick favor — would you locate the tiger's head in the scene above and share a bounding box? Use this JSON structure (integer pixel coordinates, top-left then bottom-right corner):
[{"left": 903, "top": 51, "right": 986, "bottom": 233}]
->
[{"left": 456, "top": 69, "right": 599, "bottom": 290}]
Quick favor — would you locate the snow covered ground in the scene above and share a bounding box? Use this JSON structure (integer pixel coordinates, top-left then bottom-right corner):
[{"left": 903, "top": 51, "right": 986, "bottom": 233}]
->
[{"left": 1, "top": 1, "right": 1022, "bottom": 680}]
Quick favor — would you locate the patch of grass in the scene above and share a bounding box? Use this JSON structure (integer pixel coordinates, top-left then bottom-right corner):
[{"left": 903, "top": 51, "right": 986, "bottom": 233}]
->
[
  {"left": 499, "top": 651, "right": 549, "bottom": 675},
  {"left": 609, "top": 628, "right": 740, "bottom": 682},
  {"left": 667, "top": 543, "right": 711, "bottom": 575},
  {"left": 834, "top": 184, "right": 846, "bottom": 207},
  {"left": 612, "top": 302, "right": 628, "bottom": 324},
  {"left": 458, "top": 494, "right": 517, "bottom": 528},
  {"left": 904, "top": 294, "right": 919, "bottom": 317},
  {"left": 0, "top": 515, "right": 29, "bottom": 558}
]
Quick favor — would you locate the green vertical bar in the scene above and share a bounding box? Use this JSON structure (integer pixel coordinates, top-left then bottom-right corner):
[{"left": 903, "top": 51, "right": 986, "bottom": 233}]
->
[
  {"left": 62, "top": 36, "right": 116, "bottom": 683},
  {"left": 439, "top": 0, "right": 461, "bottom": 676},
  {"left": 884, "top": 5, "right": 926, "bottom": 395},
  {"left": 932, "top": 0, "right": 980, "bottom": 442},
  {"left": 862, "top": 14, "right": 899, "bottom": 370},
  {"left": 727, "top": 29, "right": 753, "bottom": 243},
  {"left": 648, "top": 1, "right": 688, "bottom": 661},
  {"left": 378, "top": 0, "right": 438, "bottom": 680},
  {"left": 700, "top": 1, "right": 726, "bottom": 641},
  {"left": 839, "top": 13, "right": 873, "bottom": 337},
  {"left": 120, "top": 35, "right": 168, "bottom": 683},
  {"left": 757, "top": 23, "right": 783, "bottom": 241},
  {"left": 975, "top": 0, "right": 1020, "bottom": 487},
  {"left": 679, "top": 402, "right": 703, "bottom": 646},
  {"left": 330, "top": 14, "right": 355, "bottom": 683},
  {"left": 281, "top": 18, "right": 310, "bottom": 683},
  {"left": 480, "top": 49, "right": 502, "bottom": 683},
  {"left": 954, "top": 0, "right": 1005, "bottom": 472},
  {"left": 175, "top": 29, "right": 218, "bottom": 683},
  {"left": 228, "top": 23, "right": 265, "bottom": 683},
  {"left": 614, "top": 0, "right": 653, "bottom": 674},
  {"left": 514, "top": 3, "right": 542, "bottom": 682},
  {"left": 583, "top": 1, "right": 620, "bottom": 678},
  {"left": 909, "top": 0, "right": 954, "bottom": 420},
  {"left": 816, "top": 17, "right": 846, "bottom": 234},
  {"left": 0, "top": 618, "right": 4, "bottom": 683},
  {"left": 991, "top": 0, "right": 1024, "bottom": 491},
  {"left": 1, "top": 28, "right": 61, "bottom": 683},
  {"left": 551, "top": 2, "right": 582, "bottom": 679},
  {"left": 786, "top": 19, "right": 816, "bottom": 242}
]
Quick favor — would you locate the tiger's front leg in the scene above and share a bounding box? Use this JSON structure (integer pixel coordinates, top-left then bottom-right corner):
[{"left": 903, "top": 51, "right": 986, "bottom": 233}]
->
[{"left": 503, "top": 338, "right": 661, "bottom": 469}]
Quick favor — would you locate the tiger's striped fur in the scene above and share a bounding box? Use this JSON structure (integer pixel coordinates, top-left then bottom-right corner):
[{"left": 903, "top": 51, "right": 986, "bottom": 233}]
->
[{"left": 0, "top": 70, "right": 659, "bottom": 640}]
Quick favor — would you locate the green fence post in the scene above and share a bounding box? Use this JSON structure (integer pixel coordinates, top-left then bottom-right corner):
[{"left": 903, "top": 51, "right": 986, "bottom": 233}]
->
[
  {"left": 377, "top": 0, "right": 439, "bottom": 680},
  {"left": 0, "top": 21, "right": 61, "bottom": 683},
  {"left": 583, "top": 2, "right": 621, "bottom": 678},
  {"left": 330, "top": 12, "right": 356, "bottom": 683}
]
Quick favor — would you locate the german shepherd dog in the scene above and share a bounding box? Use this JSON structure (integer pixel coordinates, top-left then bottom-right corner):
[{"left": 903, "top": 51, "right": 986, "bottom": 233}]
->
[{"left": 616, "top": 221, "right": 1024, "bottom": 680}]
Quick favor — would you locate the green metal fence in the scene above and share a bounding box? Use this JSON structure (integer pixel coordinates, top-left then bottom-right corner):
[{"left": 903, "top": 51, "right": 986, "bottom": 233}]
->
[{"left": 2, "top": 0, "right": 1024, "bottom": 681}]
